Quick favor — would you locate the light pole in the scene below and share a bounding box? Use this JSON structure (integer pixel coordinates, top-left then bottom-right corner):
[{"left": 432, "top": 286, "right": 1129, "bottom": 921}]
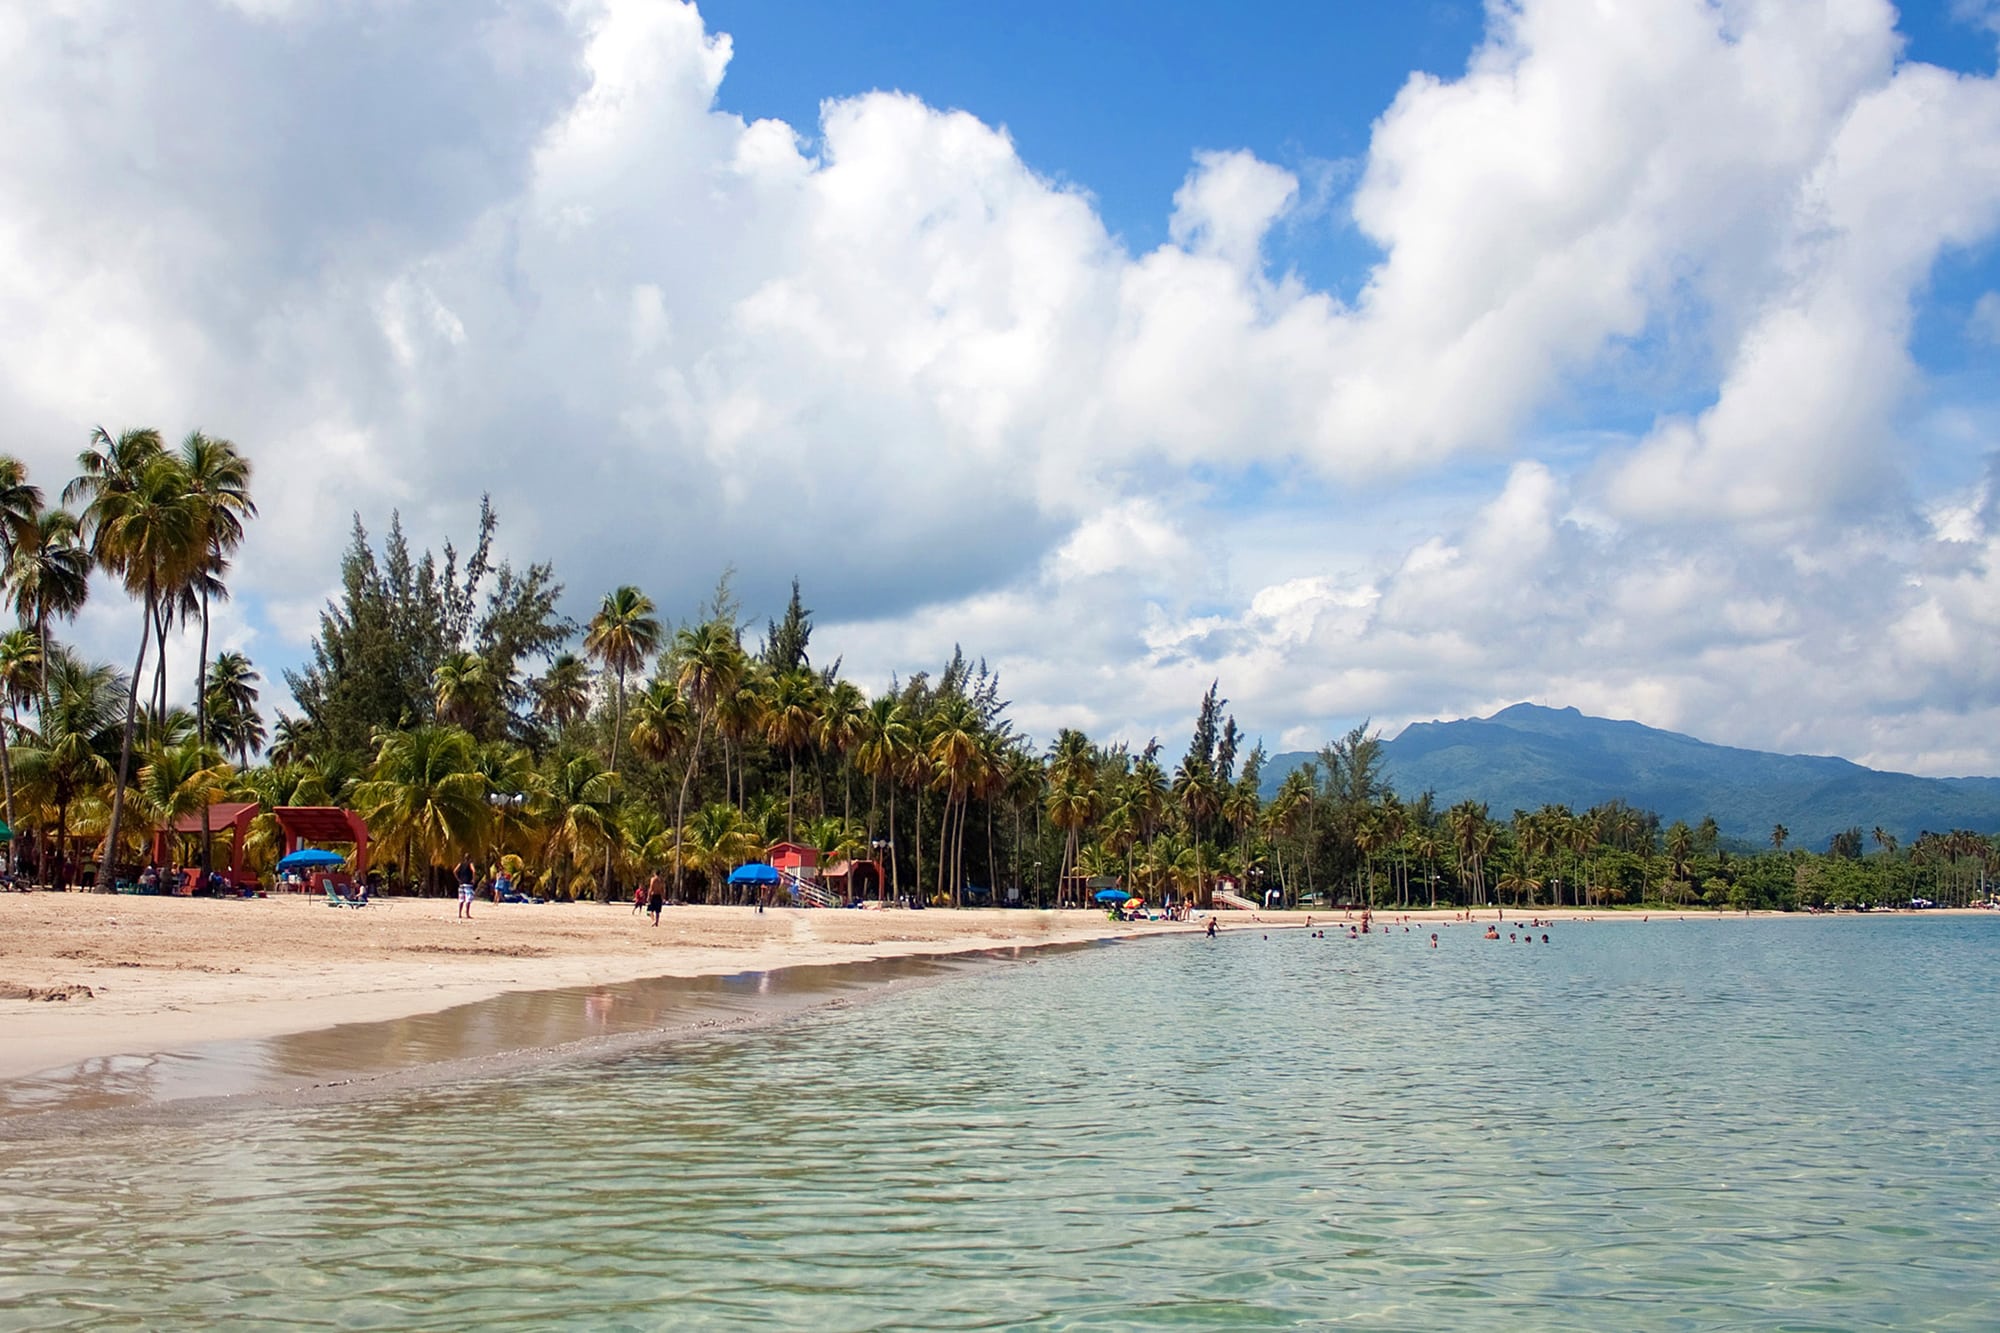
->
[{"left": 1033, "top": 861, "right": 1043, "bottom": 910}]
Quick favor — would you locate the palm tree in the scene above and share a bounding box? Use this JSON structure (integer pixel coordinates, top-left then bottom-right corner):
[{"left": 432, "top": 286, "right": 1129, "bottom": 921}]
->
[
  {"left": 667, "top": 617, "right": 744, "bottom": 884},
  {"left": 0, "top": 627, "right": 38, "bottom": 868},
  {"left": 762, "top": 668, "right": 821, "bottom": 840},
  {"left": 78, "top": 446, "right": 197, "bottom": 891},
  {"left": 1046, "top": 767, "right": 1097, "bottom": 907},
  {"left": 204, "top": 651, "right": 263, "bottom": 765},
  {"left": 133, "top": 738, "right": 232, "bottom": 855},
  {"left": 0, "top": 455, "right": 44, "bottom": 573},
  {"left": 817, "top": 678, "right": 867, "bottom": 824},
  {"left": 268, "top": 715, "right": 312, "bottom": 768},
  {"left": 9, "top": 508, "right": 92, "bottom": 711},
  {"left": 535, "top": 751, "right": 619, "bottom": 899},
  {"left": 854, "top": 693, "right": 912, "bottom": 894},
  {"left": 532, "top": 653, "right": 592, "bottom": 737},
  {"left": 433, "top": 650, "right": 496, "bottom": 731},
  {"left": 1771, "top": 823, "right": 1789, "bottom": 853},
  {"left": 352, "top": 725, "right": 490, "bottom": 894},
  {"left": 12, "top": 654, "right": 124, "bottom": 889},
  {"left": 582, "top": 586, "right": 660, "bottom": 895},
  {"left": 177, "top": 431, "right": 253, "bottom": 866},
  {"left": 925, "top": 692, "right": 982, "bottom": 904}
]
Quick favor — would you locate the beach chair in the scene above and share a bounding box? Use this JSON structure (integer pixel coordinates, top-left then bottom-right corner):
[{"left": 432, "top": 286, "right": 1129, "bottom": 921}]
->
[{"left": 324, "top": 884, "right": 366, "bottom": 909}]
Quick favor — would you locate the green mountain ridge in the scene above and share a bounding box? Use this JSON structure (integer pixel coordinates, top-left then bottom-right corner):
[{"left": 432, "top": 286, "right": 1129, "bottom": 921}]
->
[{"left": 1262, "top": 703, "right": 2000, "bottom": 850}]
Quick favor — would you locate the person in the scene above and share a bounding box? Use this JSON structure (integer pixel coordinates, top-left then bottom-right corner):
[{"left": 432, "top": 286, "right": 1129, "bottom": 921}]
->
[
  {"left": 646, "top": 879, "right": 665, "bottom": 926},
  {"left": 1541, "top": 933, "right": 1550, "bottom": 944},
  {"left": 633, "top": 883, "right": 646, "bottom": 914},
  {"left": 495, "top": 864, "right": 515, "bottom": 902},
  {"left": 1484, "top": 925, "right": 1499, "bottom": 939},
  {"left": 456, "top": 854, "right": 476, "bottom": 919},
  {"left": 1205, "top": 917, "right": 1217, "bottom": 939},
  {"left": 1430, "top": 933, "right": 1438, "bottom": 948}
]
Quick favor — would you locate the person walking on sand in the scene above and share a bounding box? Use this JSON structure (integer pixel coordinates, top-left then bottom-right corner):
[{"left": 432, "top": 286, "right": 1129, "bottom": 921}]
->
[
  {"left": 455, "top": 855, "right": 476, "bottom": 920},
  {"left": 646, "top": 873, "right": 665, "bottom": 927},
  {"left": 633, "top": 882, "right": 646, "bottom": 914}
]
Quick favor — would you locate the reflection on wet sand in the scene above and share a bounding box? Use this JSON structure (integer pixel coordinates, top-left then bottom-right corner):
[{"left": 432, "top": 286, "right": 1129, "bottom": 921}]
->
[{"left": 0, "top": 947, "right": 1054, "bottom": 1125}]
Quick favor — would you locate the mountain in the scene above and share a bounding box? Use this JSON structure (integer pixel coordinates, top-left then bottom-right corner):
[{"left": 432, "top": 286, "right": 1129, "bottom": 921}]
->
[{"left": 1261, "top": 703, "right": 2000, "bottom": 850}]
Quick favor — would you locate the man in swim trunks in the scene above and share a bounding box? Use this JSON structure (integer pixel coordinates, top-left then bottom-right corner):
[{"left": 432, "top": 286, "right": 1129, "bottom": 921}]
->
[{"left": 456, "top": 855, "right": 476, "bottom": 919}]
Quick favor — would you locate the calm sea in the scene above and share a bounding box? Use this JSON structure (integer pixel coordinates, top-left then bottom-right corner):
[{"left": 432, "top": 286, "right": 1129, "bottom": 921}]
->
[{"left": 2, "top": 916, "right": 1997, "bottom": 1329}]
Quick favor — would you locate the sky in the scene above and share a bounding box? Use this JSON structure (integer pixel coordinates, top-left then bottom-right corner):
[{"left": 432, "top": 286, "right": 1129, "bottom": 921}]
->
[{"left": 2, "top": 0, "right": 1999, "bottom": 774}]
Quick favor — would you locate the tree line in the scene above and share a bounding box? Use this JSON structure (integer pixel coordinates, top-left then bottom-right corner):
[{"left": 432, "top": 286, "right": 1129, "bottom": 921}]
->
[{"left": 4, "top": 432, "right": 1994, "bottom": 909}]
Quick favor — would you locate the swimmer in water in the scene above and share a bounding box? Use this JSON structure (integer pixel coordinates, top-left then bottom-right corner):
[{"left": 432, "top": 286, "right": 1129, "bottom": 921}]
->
[
  {"left": 1206, "top": 917, "right": 1218, "bottom": 939},
  {"left": 1430, "top": 933, "right": 1438, "bottom": 948}
]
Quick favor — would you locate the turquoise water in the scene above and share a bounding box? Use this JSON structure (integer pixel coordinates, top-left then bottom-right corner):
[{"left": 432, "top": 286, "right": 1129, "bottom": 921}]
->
[{"left": 2, "top": 917, "right": 1998, "bottom": 1329}]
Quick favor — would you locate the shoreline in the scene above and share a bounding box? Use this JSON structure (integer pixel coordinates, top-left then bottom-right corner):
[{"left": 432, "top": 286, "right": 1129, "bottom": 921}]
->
[
  {"left": 0, "top": 895, "right": 1201, "bottom": 1083},
  {"left": 2, "top": 895, "right": 1986, "bottom": 1088}
]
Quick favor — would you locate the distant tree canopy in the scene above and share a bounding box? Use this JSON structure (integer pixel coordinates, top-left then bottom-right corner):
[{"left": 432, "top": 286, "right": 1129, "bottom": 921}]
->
[{"left": 284, "top": 498, "right": 567, "bottom": 759}]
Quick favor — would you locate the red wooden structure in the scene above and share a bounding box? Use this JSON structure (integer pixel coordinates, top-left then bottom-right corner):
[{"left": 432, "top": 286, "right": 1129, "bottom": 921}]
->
[
  {"left": 274, "top": 806, "right": 371, "bottom": 884},
  {"left": 151, "top": 802, "right": 260, "bottom": 891}
]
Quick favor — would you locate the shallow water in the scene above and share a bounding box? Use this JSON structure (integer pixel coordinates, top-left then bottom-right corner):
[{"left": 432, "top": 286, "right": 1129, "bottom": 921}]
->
[{"left": 2, "top": 916, "right": 1997, "bottom": 1329}]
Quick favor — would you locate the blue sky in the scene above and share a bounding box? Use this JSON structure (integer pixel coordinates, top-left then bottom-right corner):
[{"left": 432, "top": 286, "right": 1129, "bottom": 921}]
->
[{"left": 3, "top": 0, "right": 2000, "bottom": 775}]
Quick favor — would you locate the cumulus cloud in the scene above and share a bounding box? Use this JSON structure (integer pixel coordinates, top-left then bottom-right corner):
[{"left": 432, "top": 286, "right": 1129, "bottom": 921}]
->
[{"left": 1, "top": 0, "right": 1997, "bottom": 773}]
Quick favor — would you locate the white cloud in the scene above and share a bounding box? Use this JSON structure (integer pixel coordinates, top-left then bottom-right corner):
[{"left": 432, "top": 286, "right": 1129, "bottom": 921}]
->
[{"left": 1, "top": 0, "right": 1998, "bottom": 775}]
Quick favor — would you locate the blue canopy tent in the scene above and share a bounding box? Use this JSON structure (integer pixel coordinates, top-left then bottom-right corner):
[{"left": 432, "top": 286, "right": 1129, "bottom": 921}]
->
[
  {"left": 728, "top": 863, "right": 780, "bottom": 885},
  {"left": 277, "top": 848, "right": 347, "bottom": 871}
]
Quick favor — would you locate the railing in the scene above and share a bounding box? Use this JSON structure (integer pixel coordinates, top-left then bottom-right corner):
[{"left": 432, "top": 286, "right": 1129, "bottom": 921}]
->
[
  {"left": 780, "top": 869, "right": 841, "bottom": 909},
  {"left": 1212, "top": 888, "right": 1258, "bottom": 911}
]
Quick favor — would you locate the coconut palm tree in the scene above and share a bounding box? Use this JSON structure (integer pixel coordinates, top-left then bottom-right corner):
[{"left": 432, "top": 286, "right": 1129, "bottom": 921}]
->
[
  {"left": 352, "top": 725, "right": 490, "bottom": 894},
  {"left": 267, "top": 714, "right": 312, "bottom": 768},
  {"left": 9, "top": 508, "right": 92, "bottom": 711},
  {"left": 1046, "top": 766, "right": 1097, "bottom": 907},
  {"left": 0, "top": 627, "right": 38, "bottom": 867},
  {"left": 532, "top": 653, "right": 592, "bottom": 737},
  {"left": 204, "top": 651, "right": 264, "bottom": 766},
  {"left": 816, "top": 678, "right": 866, "bottom": 823},
  {"left": 535, "top": 751, "right": 619, "bottom": 899},
  {"left": 762, "top": 668, "right": 821, "bottom": 840},
  {"left": 1771, "top": 823, "right": 1789, "bottom": 853},
  {"left": 924, "top": 692, "right": 982, "bottom": 905},
  {"left": 854, "top": 692, "right": 912, "bottom": 893},
  {"left": 0, "top": 454, "right": 41, "bottom": 552},
  {"left": 12, "top": 654, "right": 124, "bottom": 889},
  {"left": 432, "top": 650, "right": 497, "bottom": 732},
  {"left": 583, "top": 585, "right": 660, "bottom": 895},
  {"left": 133, "top": 738, "right": 232, "bottom": 855},
  {"left": 667, "top": 617, "right": 744, "bottom": 882},
  {"left": 79, "top": 446, "right": 198, "bottom": 891},
  {"left": 176, "top": 431, "right": 253, "bottom": 850}
]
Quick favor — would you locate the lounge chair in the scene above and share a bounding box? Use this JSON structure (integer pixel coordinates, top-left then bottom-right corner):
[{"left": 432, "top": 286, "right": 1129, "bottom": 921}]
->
[{"left": 324, "top": 884, "right": 366, "bottom": 908}]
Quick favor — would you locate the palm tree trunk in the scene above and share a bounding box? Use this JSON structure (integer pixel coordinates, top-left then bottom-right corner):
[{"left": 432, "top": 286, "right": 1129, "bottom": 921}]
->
[
  {"left": 96, "top": 587, "right": 154, "bottom": 893},
  {"left": 673, "top": 709, "right": 709, "bottom": 892},
  {"left": 600, "top": 667, "right": 626, "bottom": 899},
  {"left": 887, "top": 783, "right": 899, "bottom": 897},
  {"left": 786, "top": 751, "right": 797, "bottom": 840},
  {"left": 196, "top": 575, "right": 214, "bottom": 877},
  {"left": 0, "top": 711, "right": 14, "bottom": 876}
]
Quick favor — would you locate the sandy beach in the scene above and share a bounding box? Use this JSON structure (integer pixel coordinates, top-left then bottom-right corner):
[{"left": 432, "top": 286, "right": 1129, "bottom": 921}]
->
[{"left": 0, "top": 893, "right": 1212, "bottom": 1081}]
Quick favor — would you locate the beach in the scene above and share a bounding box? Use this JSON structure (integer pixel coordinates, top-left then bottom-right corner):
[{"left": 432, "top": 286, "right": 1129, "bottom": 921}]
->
[{"left": 0, "top": 893, "right": 1211, "bottom": 1081}]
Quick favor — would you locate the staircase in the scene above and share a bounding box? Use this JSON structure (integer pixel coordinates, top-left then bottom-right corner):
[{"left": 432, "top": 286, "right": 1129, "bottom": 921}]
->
[
  {"left": 1212, "top": 888, "right": 1258, "bottom": 911},
  {"left": 781, "top": 869, "right": 840, "bottom": 909}
]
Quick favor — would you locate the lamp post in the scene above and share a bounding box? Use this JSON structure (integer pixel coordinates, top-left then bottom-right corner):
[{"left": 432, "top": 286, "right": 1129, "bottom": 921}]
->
[
  {"left": 1034, "top": 861, "right": 1043, "bottom": 910},
  {"left": 870, "top": 838, "right": 892, "bottom": 903}
]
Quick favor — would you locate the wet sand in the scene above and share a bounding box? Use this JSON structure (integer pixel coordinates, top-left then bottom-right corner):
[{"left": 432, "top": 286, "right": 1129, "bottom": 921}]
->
[{"left": 0, "top": 893, "right": 1196, "bottom": 1082}]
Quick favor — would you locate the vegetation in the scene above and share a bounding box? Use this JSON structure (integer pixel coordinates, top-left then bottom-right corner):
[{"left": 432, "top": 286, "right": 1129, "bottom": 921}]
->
[{"left": 0, "top": 433, "right": 1993, "bottom": 910}]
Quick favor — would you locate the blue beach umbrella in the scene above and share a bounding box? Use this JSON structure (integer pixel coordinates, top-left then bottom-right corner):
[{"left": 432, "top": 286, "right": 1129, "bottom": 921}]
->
[
  {"left": 1094, "top": 888, "right": 1131, "bottom": 903},
  {"left": 277, "top": 848, "right": 347, "bottom": 871},
  {"left": 728, "top": 863, "right": 781, "bottom": 885}
]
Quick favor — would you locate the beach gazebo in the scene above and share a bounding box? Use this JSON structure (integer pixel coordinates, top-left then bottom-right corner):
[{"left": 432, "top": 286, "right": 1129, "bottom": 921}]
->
[
  {"left": 272, "top": 806, "right": 371, "bottom": 888},
  {"left": 150, "top": 802, "right": 260, "bottom": 891},
  {"left": 821, "top": 858, "right": 884, "bottom": 903}
]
